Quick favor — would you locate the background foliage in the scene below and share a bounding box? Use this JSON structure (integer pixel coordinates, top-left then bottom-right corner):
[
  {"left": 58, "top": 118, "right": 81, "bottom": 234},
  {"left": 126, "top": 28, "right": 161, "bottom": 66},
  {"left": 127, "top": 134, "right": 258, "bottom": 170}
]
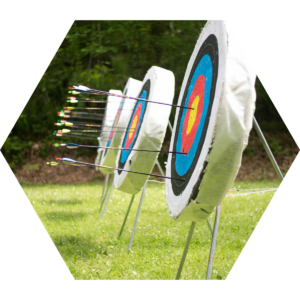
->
[{"left": 1, "top": 21, "right": 285, "bottom": 170}]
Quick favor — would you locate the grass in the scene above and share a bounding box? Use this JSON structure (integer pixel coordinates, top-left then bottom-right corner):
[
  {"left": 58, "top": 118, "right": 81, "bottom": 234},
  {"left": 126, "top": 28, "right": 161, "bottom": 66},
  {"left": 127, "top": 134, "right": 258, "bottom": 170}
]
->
[{"left": 22, "top": 180, "right": 280, "bottom": 280}]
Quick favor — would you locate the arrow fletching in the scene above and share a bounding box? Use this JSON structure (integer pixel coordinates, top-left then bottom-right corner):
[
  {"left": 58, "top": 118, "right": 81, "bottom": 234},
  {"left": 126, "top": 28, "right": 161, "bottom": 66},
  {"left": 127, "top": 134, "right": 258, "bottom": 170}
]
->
[{"left": 46, "top": 162, "right": 59, "bottom": 166}]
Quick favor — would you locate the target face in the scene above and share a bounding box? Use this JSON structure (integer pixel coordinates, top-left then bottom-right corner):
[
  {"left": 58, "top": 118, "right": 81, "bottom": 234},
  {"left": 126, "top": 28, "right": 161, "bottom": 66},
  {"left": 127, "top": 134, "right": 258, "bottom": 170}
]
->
[
  {"left": 95, "top": 90, "right": 122, "bottom": 169},
  {"left": 114, "top": 66, "right": 175, "bottom": 195},
  {"left": 118, "top": 80, "right": 150, "bottom": 172},
  {"left": 103, "top": 88, "right": 127, "bottom": 156},
  {"left": 99, "top": 79, "right": 142, "bottom": 174},
  {"left": 165, "top": 20, "right": 256, "bottom": 222},
  {"left": 171, "top": 34, "right": 219, "bottom": 195}
]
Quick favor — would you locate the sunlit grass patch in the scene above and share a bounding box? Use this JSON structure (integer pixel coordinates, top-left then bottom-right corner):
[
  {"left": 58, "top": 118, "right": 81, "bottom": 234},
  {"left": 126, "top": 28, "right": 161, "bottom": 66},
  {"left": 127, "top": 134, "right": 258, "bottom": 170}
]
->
[{"left": 22, "top": 180, "right": 279, "bottom": 280}]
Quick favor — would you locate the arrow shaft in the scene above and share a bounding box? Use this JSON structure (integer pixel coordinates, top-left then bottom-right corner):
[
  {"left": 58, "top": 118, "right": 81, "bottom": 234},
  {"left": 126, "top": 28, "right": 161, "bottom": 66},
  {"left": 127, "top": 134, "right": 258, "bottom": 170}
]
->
[
  {"left": 59, "top": 121, "right": 132, "bottom": 129},
  {"left": 68, "top": 97, "right": 118, "bottom": 103},
  {"left": 64, "top": 129, "right": 133, "bottom": 133},
  {"left": 60, "top": 143, "right": 186, "bottom": 155},
  {"left": 72, "top": 87, "right": 193, "bottom": 110},
  {"left": 58, "top": 159, "right": 184, "bottom": 182},
  {"left": 65, "top": 111, "right": 106, "bottom": 117},
  {"left": 65, "top": 107, "right": 133, "bottom": 111},
  {"left": 60, "top": 115, "right": 112, "bottom": 121},
  {"left": 56, "top": 133, "right": 98, "bottom": 140}
]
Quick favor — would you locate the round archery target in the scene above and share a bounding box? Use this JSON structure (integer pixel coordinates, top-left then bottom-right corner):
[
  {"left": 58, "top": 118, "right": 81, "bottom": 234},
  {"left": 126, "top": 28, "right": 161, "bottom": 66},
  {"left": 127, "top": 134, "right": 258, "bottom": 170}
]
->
[
  {"left": 99, "top": 78, "right": 142, "bottom": 173},
  {"left": 166, "top": 20, "right": 256, "bottom": 222},
  {"left": 118, "top": 82, "right": 149, "bottom": 171},
  {"left": 114, "top": 66, "right": 175, "bottom": 195},
  {"left": 95, "top": 90, "right": 122, "bottom": 170},
  {"left": 173, "top": 35, "right": 218, "bottom": 184}
]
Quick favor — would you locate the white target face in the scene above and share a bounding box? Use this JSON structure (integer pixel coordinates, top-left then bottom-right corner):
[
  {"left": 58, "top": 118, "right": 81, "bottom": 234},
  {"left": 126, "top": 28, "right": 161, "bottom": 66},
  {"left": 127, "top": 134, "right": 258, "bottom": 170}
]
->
[
  {"left": 166, "top": 20, "right": 256, "bottom": 222},
  {"left": 95, "top": 90, "right": 122, "bottom": 169},
  {"left": 100, "top": 78, "right": 142, "bottom": 173},
  {"left": 114, "top": 66, "right": 175, "bottom": 194}
]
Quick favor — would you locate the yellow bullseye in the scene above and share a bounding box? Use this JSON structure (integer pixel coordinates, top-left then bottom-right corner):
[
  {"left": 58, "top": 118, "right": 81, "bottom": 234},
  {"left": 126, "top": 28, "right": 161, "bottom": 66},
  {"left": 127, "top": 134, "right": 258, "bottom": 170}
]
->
[
  {"left": 186, "top": 95, "right": 200, "bottom": 134},
  {"left": 129, "top": 115, "right": 138, "bottom": 139}
]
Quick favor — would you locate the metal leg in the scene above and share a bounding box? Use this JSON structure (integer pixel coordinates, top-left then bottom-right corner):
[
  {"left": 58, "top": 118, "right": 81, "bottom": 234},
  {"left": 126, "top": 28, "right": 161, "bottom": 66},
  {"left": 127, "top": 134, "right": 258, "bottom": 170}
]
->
[
  {"left": 206, "top": 219, "right": 213, "bottom": 235},
  {"left": 201, "top": 118, "right": 282, "bottom": 279},
  {"left": 100, "top": 174, "right": 114, "bottom": 219},
  {"left": 168, "top": 120, "right": 173, "bottom": 132},
  {"left": 175, "top": 222, "right": 196, "bottom": 280},
  {"left": 253, "top": 117, "right": 284, "bottom": 181},
  {"left": 173, "top": 118, "right": 282, "bottom": 280},
  {"left": 127, "top": 182, "right": 147, "bottom": 253},
  {"left": 155, "top": 159, "right": 165, "bottom": 177},
  {"left": 100, "top": 174, "right": 109, "bottom": 206},
  {"left": 118, "top": 195, "right": 135, "bottom": 239},
  {"left": 99, "top": 174, "right": 113, "bottom": 213},
  {"left": 206, "top": 205, "right": 221, "bottom": 280}
]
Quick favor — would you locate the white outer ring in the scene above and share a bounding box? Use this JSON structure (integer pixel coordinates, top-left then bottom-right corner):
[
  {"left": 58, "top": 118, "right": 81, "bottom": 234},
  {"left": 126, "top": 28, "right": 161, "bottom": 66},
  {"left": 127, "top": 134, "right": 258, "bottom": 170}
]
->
[
  {"left": 94, "top": 90, "right": 122, "bottom": 169},
  {"left": 114, "top": 66, "right": 175, "bottom": 194},
  {"left": 100, "top": 78, "right": 142, "bottom": 173},
  {"left": 166, "top": 20, "right": 256, "bottom": 222}
]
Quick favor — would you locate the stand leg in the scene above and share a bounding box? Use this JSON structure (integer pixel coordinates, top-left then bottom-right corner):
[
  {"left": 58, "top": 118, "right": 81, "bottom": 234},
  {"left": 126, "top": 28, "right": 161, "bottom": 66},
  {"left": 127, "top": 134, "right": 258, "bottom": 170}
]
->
[
  {"left": 173, "top": 118, "right": 282, "bottom": 280},
  {"left": 99, "top": 174, "right": 113, "bottom": 213},
  {"left": 168, "top": 120, "right": 173, "bottom": 132},
  {"left": 118, "top": 195, "right": 135, "bottom": 239},
  {"left": 175, "top": 222, "right": 196, "bottom": 280},
  {"left": 100, "top": 174, "right": 109, "bottom": 207},
  {"left": 206, "top": 205, "right": 221, "bottom": 280},
  {"left": 206, "top": 219, "right": 213, "bottom": 235},
  {"left": 253, "top": 117, "right": 284, "bottom": 181},
  {"left": 127, "top": 183, "right": 147, "bottom": 253},
  {"left": 100, "top": 174, "right": 114, "bottom": 219},
  {"left": 155, "top": 159, "right": 165, "bottom": 177}
]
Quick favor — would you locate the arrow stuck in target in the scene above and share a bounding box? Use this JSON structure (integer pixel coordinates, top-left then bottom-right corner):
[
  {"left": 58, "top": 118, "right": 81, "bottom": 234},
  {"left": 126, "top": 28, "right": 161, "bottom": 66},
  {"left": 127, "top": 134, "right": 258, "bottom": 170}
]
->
[
  {"left": 47, "top": 157, "right": 185, "bottom": 182},
  {"left": 52, "top": 142, "right": 187, "bottom": 155},
  {"left": 69, "top": 85, "right": 194, "bottom": 110}
]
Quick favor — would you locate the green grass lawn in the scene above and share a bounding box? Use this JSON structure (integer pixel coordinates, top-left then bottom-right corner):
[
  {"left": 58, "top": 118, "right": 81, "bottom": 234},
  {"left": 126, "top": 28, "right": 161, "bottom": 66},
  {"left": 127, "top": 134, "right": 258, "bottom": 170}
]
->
[{"left": 22, "top": 180, "right": 279, "bottom": 280}]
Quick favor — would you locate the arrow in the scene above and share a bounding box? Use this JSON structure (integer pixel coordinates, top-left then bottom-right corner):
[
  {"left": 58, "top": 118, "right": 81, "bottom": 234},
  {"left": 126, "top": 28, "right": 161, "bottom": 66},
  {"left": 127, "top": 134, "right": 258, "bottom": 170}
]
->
[
  {"left": 58, "top": 111, "right": 106, "bottom": 118},
  {"left": 57, "top": 128, "right": 133, "bottom": 134},
  {"left": 54, "top": 121, "right": 131, "bottom": 130},
  {"left": 63, "top": 106, "right": 133, "bottom": 111},
  {"left": 58, "top": 114, "right": 109, "bottom": 121},
  {"left": 53, "top": 142, "right": 187, "bottom": 155},
  {"left": 67, "top": 97, "right": 115, "bottom": 104},
  {"left": 59, "top": 120, "right": 102, "bottom": 126},
  {"left": 69, "top": 85, "right": 193, "bottom": 110},
  {"left": 54, "top": 130, "right": 99, "bottom": 139},
  {"left": 48, "top": 157, "right": 185, "bottom": 182}
]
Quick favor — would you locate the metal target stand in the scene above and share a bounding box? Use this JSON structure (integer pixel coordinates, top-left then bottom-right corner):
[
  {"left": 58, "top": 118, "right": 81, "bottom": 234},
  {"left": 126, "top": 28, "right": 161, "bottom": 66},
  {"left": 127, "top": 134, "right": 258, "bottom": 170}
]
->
[
  {"left": 97, "top": 101, "right": 168, "bottom": 253},
  {"left": 175, "top": 116, "right": 284, "bottom": 280},
  {"left": 115, "top": 120, "right": 214, "bottom": 253},
  {"left": 99, "top": 119, "right": 214, "bottom": 254},
  {"left": 98, "top": 159, "right": 165, "bottom": 253}
]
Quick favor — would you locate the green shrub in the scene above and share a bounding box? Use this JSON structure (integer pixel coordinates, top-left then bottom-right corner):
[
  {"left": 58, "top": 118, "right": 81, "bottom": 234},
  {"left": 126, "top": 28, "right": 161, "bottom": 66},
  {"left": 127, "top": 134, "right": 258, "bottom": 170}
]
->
[
  {"left": 267, "top": 137, "right": 282, "bottom": 156},
  {"left": 1, "top": 136, "right": 32, "bottom": 171}
]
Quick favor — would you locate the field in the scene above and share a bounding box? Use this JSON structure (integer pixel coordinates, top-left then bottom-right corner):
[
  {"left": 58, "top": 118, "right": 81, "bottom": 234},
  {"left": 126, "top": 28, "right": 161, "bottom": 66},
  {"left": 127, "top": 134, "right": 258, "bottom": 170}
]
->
[{"left": 22, "top": 180, "right": 279, "bottom": 280}]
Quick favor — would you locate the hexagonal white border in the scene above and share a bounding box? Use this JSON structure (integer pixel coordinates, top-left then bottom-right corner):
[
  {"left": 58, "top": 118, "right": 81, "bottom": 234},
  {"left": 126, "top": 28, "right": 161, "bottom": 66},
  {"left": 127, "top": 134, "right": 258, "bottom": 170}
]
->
[{"left": 0, "top": 2, "right": 299, "bottom": 299}]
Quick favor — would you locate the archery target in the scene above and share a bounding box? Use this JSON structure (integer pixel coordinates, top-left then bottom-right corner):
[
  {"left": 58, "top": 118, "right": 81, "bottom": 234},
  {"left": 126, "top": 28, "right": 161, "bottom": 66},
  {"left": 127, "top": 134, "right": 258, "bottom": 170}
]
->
[
  {"left": 166, "top": 20, "right": 256, "bottom": 222},
  {"left": 99, "top": 78, "right": 142, "bottom": 173},
  {"left": 95, "top": 90, "right": 122, "bottom": 170},
  {"left": 114, "top": 66, "right": 175, "bottom": 194}
]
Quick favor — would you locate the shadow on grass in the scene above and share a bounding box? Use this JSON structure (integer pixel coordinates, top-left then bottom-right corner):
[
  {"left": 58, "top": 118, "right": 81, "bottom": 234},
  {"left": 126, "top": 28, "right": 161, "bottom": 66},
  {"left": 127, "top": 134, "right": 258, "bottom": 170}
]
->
[
  {"left": 52, "top": 235, "right": 118, "bottom": 260},
  {"left": 42, "top": 211, "right": 87, "bottom": 221},
  {"left": 42, "top": 199, "right": 84, "bottom": 206}
]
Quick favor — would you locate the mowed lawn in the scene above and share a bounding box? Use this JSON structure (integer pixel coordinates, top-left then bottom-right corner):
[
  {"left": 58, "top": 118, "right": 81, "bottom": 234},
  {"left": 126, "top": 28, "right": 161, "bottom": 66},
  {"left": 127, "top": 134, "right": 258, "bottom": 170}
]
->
[{"left": 22, "top": 180, "right": 279, "bottom": 280}]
